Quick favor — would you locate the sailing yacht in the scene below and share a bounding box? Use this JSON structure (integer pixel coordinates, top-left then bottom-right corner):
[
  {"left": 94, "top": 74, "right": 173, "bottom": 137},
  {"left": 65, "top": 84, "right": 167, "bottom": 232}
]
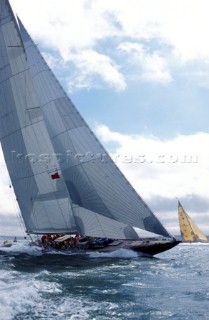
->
[
  {"left": 0, "top": 0, "right": 180, "bottom": 255},
  {"left": 178, "top": 201, "right": 209, "bottom": 243}
]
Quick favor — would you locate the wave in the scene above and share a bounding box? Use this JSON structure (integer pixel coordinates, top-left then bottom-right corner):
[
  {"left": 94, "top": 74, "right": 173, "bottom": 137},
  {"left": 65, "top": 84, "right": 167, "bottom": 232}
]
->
[
  {"left": 0, "top": 241, "right": 42, "bottom": 256},
  {"left": 87, "top": 248, "right": 139, "bottom": 258},
  {"left": 0, "top": 241, "right": 140, "bottom": 259},
  {"left": 179, "top": 242, "right": 209, "bottom": 246}
]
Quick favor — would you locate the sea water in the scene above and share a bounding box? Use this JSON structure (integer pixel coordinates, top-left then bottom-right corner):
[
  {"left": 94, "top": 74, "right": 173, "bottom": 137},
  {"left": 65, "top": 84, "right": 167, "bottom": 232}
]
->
[{"left": 0, "top": 238, "right": 209, "bottom": 320}]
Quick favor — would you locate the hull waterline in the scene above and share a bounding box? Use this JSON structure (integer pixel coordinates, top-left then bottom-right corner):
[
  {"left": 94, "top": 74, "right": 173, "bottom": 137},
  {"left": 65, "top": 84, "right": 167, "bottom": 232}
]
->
[
  {"left": 39, "top": 239, "right": 181, "bottom": 256},
  {"left": 90, "top": 239, "right": 181, "bottom": 256}
]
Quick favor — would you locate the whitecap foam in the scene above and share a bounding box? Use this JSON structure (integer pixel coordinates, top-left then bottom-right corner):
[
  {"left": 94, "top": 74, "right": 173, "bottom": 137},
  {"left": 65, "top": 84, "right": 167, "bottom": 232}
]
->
[
  {"left": 0, "top": 271, "right": 65, "bottom": 320},
  {"left": 43, "top": 247, "right": 139, "bottom": 259},
  {"left": 54, "top": 297, "right": 118, "bottom": 319},
  {"left": 0, "top": 270, "right": 119, "bottom": 320},
  {"left": 0, "top": 241, "right": 143, "bottom": 259},
  {"left": 87, "top": 248, "right": 139, "bottom": 259},
  {"left": 0, "top": 241, "right": 43, "bottom": 256},
  {"left": 0, "top": 275, "right": 40, "bottom": 320},
  {"left": 180, "top": 242, "right": 209, "bottom": 246}
]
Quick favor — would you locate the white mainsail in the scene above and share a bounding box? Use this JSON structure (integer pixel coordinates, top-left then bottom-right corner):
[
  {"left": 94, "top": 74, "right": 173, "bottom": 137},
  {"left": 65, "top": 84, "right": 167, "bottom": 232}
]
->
[
  {"left": 0, "top": 0, "right": 171, "bottom": 239},
  {"left": 0, "top": 0, "right": 76, "bottom": 234}
]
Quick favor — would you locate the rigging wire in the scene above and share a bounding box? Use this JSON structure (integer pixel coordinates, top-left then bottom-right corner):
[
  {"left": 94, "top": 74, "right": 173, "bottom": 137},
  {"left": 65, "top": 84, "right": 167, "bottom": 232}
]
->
[{"left": 8, "top": 182, "right": 27, "bottom": 238}]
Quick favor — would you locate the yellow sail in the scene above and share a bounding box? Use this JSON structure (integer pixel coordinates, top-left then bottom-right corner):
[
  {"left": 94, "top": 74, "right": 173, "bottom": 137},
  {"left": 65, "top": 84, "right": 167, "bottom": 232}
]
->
[{"left": 178, "top": 201, "right": 208, "bottom": 242}]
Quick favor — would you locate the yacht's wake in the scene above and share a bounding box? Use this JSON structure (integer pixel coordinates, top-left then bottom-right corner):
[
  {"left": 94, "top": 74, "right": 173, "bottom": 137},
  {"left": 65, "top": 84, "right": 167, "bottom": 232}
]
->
[
  {"left": 43, "top": 247, "right": 140, "bottom": 258},
  {"left": 0, "top": 241, "right": 42, "bottom": 256},
  {"left": 0, "top": 242, "right": 141, "bottom": 259},
  {"left": 87, "top": 248, "right": 139, "bottom": 259}
]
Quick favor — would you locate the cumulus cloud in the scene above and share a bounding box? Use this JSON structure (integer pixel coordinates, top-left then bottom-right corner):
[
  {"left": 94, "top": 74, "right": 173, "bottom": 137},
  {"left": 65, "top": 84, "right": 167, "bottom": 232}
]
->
[
  {"left": 96, "top": 124, "right": 209, "bottom": 199},
  {"left": 0, "top": 149, "right": 15, "bottom": 214},
  {"left": 118, "top": 42, "right": 172, "bottom": 84},
  {"left": 67, "top": 50, "right": 126, "bottom": 91},
  {"left": 96, "top": 125, "right": 209, "bottom": 234},
  {"left": 0, "top": 148, "right": 23, "bottom": 236},
  {"left": 10, "top": 0, "right": 209, "bottom": 91}
]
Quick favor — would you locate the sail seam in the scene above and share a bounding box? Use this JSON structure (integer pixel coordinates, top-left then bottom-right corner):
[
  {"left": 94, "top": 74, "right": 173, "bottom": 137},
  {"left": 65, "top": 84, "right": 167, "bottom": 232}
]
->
[
  {"left": 50, "top": 125, "right": 84, "bottom": 140},
  {"left": 0, "top": 119, "right": 44, "bottom": 140},
  {"left": 20, "top": 24, "right": 171, "bottom": 236},
  {"left": 0, "top": 68, "right": 30, "bottom": 86}
]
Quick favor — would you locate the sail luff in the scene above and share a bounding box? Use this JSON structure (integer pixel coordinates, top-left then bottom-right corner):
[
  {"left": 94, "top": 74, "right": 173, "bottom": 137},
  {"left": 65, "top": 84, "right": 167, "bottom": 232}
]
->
[
  {"left": 0, "top": 0, "right": 145, "bottom": 240},
  {"left": 178, "top": 201, "right": 195, "bottom": 241},
  {"left": 0, "top": 0, "right": 77, "bottom": 234},
  {"left": 17, "top": 17, "right": 171, "bottom": 239}
]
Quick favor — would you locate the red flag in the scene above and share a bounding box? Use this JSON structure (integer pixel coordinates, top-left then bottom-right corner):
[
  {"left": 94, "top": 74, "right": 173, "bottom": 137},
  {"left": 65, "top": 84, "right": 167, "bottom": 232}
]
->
[{"left": 51, "top": 172, "right": 60, "bottom": 180}]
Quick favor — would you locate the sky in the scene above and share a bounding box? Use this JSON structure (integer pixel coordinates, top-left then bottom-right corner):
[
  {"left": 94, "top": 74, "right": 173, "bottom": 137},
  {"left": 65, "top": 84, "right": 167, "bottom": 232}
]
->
[{"left": 1, "top": 0, "right": 209, "bottom": 236}]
